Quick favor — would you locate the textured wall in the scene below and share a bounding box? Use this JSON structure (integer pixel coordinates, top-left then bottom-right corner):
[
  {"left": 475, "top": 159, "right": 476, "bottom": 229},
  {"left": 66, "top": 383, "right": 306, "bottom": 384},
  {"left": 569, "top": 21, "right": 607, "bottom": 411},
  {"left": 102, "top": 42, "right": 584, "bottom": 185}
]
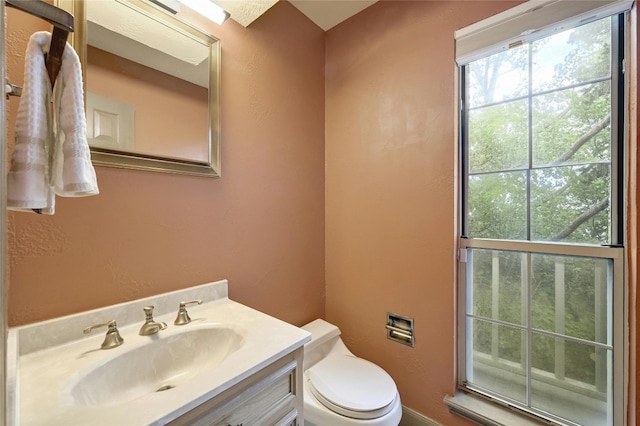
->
[
  {"left": 324, "top": 1, "right": 520, "bottom": 424},
  {"left": 634, "top": 7, "right": 639, "bottom": 422},
  {"left": 6, "top": 1, "right": 326, "bottom": 327}
]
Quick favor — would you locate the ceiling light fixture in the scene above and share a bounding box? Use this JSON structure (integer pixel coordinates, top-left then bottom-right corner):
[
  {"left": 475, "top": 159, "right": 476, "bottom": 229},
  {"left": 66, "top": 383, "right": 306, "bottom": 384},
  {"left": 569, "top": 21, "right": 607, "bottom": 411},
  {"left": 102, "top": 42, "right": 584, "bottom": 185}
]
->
[{"left": 177, "top": 0, "right": 230, "bottom": 24}]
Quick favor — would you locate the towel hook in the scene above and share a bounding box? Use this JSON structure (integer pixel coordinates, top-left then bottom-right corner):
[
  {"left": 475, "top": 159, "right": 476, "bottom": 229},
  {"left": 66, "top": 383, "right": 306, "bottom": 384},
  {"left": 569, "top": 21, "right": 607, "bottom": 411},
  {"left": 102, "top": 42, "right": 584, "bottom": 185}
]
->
[{"left": 5, "top": 0, "right": 75, "bottom": 89}]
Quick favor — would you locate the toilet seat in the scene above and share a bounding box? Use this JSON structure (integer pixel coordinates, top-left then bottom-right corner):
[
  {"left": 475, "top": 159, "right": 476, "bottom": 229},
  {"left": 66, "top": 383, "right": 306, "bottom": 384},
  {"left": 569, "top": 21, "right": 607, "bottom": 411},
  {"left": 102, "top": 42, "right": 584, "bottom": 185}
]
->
[{"left": 305, "top": 354, "right": 397, "bottom": 420}]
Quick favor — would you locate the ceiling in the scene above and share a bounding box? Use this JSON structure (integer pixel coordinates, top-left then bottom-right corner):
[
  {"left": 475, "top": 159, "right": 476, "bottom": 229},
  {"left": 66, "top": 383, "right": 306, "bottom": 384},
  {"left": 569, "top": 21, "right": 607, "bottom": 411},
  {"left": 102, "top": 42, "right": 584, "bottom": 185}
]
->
[
  {"left": 214, "top": 0, "right": 378, "bottom": 31},
  {"left": 288, "top": 0, "right": 378, "bottom": 31}
]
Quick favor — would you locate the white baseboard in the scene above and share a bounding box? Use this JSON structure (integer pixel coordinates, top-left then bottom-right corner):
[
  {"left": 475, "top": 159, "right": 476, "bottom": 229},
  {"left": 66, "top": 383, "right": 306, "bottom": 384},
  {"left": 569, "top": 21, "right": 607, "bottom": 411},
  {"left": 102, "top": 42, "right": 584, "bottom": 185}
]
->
[{"left": 400, "top": 406, "right": 442, "bottom": 426}]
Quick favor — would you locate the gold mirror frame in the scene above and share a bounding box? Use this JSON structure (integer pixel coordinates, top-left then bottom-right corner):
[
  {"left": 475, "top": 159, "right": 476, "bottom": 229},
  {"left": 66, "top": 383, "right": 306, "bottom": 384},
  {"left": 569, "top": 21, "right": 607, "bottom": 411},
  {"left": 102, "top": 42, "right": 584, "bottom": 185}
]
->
[{"left": 57, "top": 0, "right": 221, "bottom": 177}]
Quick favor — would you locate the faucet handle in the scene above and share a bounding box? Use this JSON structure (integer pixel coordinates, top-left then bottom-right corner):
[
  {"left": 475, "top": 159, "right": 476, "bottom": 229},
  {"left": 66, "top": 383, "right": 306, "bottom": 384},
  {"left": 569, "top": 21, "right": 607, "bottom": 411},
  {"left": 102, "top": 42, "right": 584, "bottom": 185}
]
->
[
  {"left": 174, "top": 299, "right": 203, "bottom": 325},
  {"left": 83, "top": 320, "right": 124, "bottom": 349}
]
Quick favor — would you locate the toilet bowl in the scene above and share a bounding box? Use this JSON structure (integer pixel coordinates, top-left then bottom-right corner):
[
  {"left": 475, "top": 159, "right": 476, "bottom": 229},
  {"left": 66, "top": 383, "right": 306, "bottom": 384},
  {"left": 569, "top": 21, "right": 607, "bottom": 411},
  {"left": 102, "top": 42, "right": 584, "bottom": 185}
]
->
[{"left": 301, "top": 319, "right": 402, "bottom": 426}]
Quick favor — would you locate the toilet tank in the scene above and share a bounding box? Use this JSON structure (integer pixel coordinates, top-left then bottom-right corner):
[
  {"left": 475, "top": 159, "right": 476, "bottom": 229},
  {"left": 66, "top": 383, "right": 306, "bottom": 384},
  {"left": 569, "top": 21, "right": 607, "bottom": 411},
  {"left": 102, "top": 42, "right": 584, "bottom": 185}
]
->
[{"left": 301, "top": 319, "right": 341, "bottom": 369}]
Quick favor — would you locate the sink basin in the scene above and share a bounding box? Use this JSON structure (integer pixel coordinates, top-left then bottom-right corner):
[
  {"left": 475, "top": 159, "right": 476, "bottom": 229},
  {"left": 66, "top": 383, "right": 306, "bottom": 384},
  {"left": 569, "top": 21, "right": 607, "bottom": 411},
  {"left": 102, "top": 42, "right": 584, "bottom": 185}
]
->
[{"left": 67, "top": 326, "right": 245, "bottom": 407}]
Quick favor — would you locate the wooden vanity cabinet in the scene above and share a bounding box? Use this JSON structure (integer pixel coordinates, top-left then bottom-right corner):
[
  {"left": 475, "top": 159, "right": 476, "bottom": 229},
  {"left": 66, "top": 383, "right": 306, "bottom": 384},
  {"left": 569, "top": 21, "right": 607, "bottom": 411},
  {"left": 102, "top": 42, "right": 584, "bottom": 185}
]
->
[{"left": 168, "top": 348, "right": 304, "bottom": 426}]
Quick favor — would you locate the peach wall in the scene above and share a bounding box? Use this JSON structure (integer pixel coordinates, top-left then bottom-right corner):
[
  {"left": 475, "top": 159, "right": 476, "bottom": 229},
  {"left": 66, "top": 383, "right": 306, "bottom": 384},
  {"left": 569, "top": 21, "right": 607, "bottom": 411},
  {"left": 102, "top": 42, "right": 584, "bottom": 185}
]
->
[
  {"left": 634, "top": 6, "right": 639, "bottom": 423},
  {"left": 6, "top": 1, "right": 325, "bottom": 327},
  {"left": 324, "top": 1, "right": 520, "bottom": 424}
]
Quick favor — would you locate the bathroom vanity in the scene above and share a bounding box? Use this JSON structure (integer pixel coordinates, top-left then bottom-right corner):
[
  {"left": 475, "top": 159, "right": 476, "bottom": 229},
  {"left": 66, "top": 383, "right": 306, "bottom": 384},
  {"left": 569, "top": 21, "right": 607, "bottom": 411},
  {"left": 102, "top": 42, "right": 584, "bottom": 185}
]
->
[{"left": 8, "top": 280, "right": 310, "bottom": 425}]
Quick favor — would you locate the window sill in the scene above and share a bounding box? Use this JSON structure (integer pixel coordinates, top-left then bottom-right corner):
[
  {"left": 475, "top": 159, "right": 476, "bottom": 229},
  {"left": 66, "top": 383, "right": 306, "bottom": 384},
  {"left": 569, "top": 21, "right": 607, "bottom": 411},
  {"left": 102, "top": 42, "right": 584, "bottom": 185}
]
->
[{"left": 444, "top": 391, "right": 551, "bottom": 426}]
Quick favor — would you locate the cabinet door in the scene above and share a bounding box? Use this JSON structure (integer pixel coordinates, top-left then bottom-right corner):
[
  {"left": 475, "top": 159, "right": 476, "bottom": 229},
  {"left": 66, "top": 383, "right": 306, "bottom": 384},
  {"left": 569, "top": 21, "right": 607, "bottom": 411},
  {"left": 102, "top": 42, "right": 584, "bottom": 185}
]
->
[
  {"left": 213, "top": 368, "right": 296, "bottom": 426},
  {"left": 169, "top": 350, "right": 302, "bottom": 426}
]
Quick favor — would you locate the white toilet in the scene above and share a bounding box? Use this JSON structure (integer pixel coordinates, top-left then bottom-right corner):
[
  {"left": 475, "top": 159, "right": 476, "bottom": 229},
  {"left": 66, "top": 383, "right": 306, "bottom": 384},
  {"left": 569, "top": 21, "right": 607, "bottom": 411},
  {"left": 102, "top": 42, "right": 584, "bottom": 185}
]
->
[{"left": 301, "top": 319, "right": 402, "bottom": 426}]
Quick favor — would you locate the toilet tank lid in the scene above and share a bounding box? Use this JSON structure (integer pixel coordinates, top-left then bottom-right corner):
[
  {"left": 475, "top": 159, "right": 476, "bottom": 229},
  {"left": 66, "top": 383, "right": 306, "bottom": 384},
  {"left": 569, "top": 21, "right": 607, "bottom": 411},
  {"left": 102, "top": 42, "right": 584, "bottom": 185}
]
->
[{"left": 301, "top": 319, "right": 341, "bottom": 354}]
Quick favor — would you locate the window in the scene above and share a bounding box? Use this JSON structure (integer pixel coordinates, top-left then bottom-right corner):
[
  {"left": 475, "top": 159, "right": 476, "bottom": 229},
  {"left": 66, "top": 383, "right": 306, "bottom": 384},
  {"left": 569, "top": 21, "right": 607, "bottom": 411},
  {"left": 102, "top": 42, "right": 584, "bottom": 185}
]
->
[{"left": 456, "top": 3, "right": 629, "bottom": 425}]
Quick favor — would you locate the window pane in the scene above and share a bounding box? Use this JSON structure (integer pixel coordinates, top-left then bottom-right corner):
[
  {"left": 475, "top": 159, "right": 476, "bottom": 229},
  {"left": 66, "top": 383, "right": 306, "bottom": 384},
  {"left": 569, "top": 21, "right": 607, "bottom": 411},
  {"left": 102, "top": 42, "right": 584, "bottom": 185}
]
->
[
  {"left": 467, "top": 44, "right": 528, "bottom": 108},
  {"left": 467, "top": 318, "right": 527, "bottom": 403},
  {"left": 467, "top": 171, "right": 527, "bottom": 239},
  {"left": 532, "top": 18, "right": 611, "bottom": 93},
  {"left": 532, "top": 81, "right": 611, "bottom": 168},
  {"left": 530, "top": 165, "right": 610, "bottom": 244},
  {"left": 531, "top": 334, "right": 611, "bottom": 426},
  {"left": 531, "top": 254, "right": 611, "bottom": 344},
  {"left": 468, "top": 249, "right": 525, "bottom": 326},
  {"left": 469, "top": 99, "right": 529, "bottom": 173}
]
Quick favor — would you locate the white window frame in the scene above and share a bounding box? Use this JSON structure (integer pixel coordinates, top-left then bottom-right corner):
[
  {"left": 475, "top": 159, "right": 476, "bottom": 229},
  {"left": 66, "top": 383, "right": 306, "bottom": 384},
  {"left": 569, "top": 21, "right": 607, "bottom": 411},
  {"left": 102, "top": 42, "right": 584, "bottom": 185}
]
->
[{"left": 452, "top": 2, "right": 631, "bottom": 425}]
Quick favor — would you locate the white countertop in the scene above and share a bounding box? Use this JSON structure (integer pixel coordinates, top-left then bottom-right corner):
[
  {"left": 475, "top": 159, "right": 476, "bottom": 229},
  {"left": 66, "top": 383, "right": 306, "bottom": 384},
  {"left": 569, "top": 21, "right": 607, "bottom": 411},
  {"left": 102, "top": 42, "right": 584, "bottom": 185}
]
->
[{"left": 11, "top": 280, "right": 311, "bottom": 426}]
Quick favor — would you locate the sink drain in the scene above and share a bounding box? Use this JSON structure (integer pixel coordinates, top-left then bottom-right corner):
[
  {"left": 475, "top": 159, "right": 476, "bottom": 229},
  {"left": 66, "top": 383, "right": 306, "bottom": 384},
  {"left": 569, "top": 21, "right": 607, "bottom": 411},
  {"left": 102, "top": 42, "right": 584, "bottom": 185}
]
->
[{"left": 156, "top": 384, "right": 175, "bottom": 392}]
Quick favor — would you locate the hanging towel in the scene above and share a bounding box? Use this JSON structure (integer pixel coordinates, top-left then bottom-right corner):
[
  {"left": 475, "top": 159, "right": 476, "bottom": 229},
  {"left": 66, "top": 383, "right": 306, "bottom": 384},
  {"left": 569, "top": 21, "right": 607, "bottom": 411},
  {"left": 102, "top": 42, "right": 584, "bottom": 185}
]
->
[{"left": 7, "top": 31, "right": 98, "bottom": 215}]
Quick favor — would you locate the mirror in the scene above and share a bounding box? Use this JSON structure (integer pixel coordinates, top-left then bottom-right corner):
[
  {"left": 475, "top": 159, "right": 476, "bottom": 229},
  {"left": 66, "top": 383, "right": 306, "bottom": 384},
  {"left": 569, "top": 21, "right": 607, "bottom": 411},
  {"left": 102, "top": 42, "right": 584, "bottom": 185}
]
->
[{"left": 57, "top": 0, "right": 221, "bottom": 177}]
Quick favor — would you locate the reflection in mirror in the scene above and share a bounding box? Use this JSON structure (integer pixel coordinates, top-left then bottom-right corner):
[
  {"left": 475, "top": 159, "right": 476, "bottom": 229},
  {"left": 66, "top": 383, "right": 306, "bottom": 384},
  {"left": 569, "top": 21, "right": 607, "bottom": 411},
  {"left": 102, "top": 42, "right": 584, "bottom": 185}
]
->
[{"left": 58, "top": 0, "right": 221, "bottom": 177}]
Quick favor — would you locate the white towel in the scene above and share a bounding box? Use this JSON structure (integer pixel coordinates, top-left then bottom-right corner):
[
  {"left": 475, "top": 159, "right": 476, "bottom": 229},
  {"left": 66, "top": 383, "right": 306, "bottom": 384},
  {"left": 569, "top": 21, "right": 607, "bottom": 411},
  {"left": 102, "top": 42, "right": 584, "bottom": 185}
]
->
[{"left": 7, "top": 31, "right": 98, "bottom": 215}]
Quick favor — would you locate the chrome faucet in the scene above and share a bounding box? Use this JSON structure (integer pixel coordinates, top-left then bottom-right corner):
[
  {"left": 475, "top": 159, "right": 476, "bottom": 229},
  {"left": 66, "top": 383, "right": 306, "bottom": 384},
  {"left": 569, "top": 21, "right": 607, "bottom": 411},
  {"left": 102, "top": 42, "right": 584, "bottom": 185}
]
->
[
  {"left": 174, "top": 300, "right": 202, "bottom": 325},
  {"left": 139, "top": 306, "right": 168, "bottom": 336},
  {"left": 83, "top": 320, "right": 124, "bottom": 349}
]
